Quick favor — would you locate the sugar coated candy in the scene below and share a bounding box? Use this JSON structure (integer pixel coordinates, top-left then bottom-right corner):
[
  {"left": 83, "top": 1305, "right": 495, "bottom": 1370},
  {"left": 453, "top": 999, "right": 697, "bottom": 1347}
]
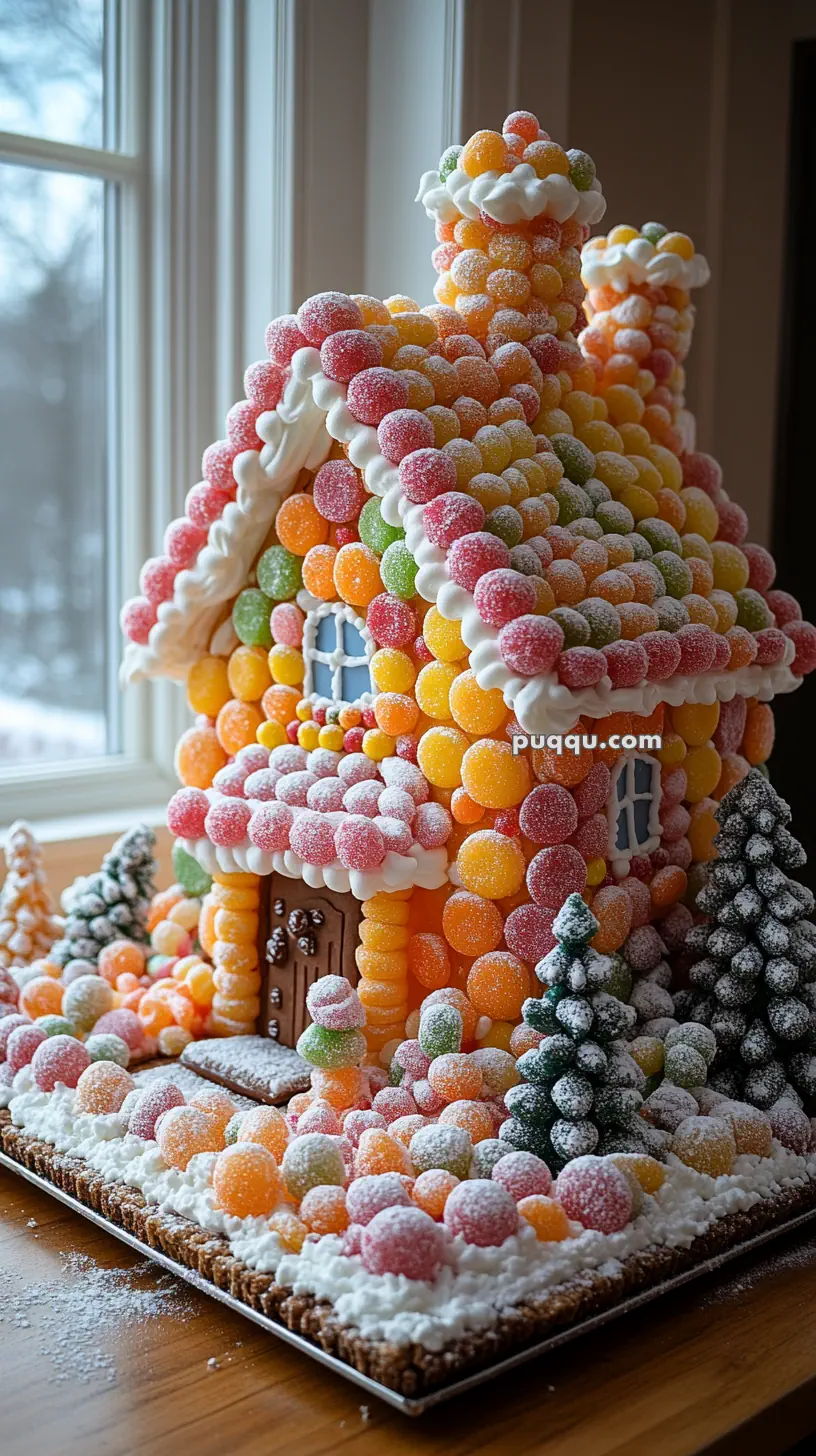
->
[
  {"left": 443, "top": 1179, "right": 519, "bottom": 1247},
  {"left": 360, "top": 1205, "right": 446, "bottom": 1280},
  {"left": 555, "top": 1156, "right": 633, "bottom": 1233}
]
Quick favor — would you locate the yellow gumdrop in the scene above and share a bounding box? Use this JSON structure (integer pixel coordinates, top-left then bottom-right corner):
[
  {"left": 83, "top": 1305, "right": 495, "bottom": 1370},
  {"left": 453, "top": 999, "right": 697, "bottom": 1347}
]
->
[
  {"left": 227, "top": 644, "right": 272, "bottom": 702},
  {"left": 187, "top": 655, "right": 231, "bottom": 717},
  {"left": 363, "top": 728, "right": 396, "bottom": 761},
  {"left": 456, "top": 829, "right": 526, "bottom": 900},
  {"left": 604, "top": 384, "right": 644, "bottom": 426},
  {"left": 415, "top": 661, "right": 461, "bottom": 721},
  {"left": 609, "top": 225, "right": 640, "bottom": 245},
  {"left": 708, "top": 590, "right": 738, "bottom": 633},
  {"left": 657, "top": 231, "right": 694, "bottom": 260},
  {"left": 655, "top": 731, "right": 687, "bottom": 768},
  {"left": 684, "top": 743, "right": 722, "bottom": 803},
  {"left": 586, "top": 857, "right": 607, "bottom": 886},
  {"left": 619, "top": 485, "right": 661, "bottom": 522},
  {"left": 646, "top": 443, "right": 683, "bottom": 491},
  {"left": 370, "top": 647, "right": 415, "bottom": 693},
  {"left": 477, "top": 1020, "right": 514, "bottom": 1051},
  {"left": 449, "top": 670, "right": 507, "bottom": 735},
  {"left": 710, "top": 541, "right": 750, "bottom": 593},
  {"left": 318, "top": 723, "right": 344, "bottom": 751},
  {"left": 268, "top": 644, "right": 304, "bottom": 687},
  {"left": 257, "top": 718, "right": 287, "bottom": 750},
  {"left": 423, "top": 607, "right": 466, "bottom": 663},
  {"left": 417, "top": 725, "right": 470, "bottom": 788},
  {"left": 679, "top": 488, "right": 719, "bottom": 542},
  {"left": 297, "top": 721, "right": 321, "bottom": 750},
  {"left": 461, "top": 739, "right": 530, "bottom": 809},
  {"left": 670, "top": 700, "right": 720, "bottom": 747}
]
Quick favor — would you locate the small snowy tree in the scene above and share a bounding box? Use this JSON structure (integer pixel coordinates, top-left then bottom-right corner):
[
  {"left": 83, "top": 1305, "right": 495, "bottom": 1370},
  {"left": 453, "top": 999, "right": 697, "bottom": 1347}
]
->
[
  {"left": 0, "top": 821, "right": 62, "bottom": 969},
  {"left": 52, "top": 825, "right": 157, "bottom": 965}
]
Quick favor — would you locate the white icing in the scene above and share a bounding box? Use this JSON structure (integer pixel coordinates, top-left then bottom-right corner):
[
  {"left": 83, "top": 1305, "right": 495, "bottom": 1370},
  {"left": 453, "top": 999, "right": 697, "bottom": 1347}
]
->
[
  {"left": 581, "top": 236, "right": 710, "bottom": 294},
  {"left": 416, "top": 163, "right": 606, "bottom": 228},
  {"left": 180, "top": 833, "right": 448, "bottom": 898}
]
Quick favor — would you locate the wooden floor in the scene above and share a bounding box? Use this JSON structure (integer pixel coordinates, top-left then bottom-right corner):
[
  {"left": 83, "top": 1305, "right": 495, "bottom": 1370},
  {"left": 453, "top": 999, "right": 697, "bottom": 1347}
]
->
[{"left": 2, "top": 1168, "right": 816, "bottom": 1456}]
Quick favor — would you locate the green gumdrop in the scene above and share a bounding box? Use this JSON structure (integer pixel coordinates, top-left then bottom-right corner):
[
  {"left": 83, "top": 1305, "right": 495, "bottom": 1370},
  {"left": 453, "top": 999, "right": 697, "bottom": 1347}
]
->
[
  {"left": 358, "top": 496, "right": 404, "bottom": 555},
  {"left": 380, "top": 541, "right": 418, "bottom": 600},
  {"left": 439, "top": 144, "right": 463, "bottom": 181},
  {"left": 595, "top": 500, "right": 635, "bottom": 536},
  {"left": 681, "top": 532, "right": 712, "bottom": 561},
  {"left": 224, "top": 1111, "right": 246, "bottom": 1145},
  {"left": 569, "top": 516, "right": 603, "bottom": 541},
  {"left": 549, "top": 606, "right": 590, "bottom": 648},
  {"left": 62, "top": 975, "right": 113, "bottom": 1033},
  {"left": 551, "top": 434, "right": 596, "bottom": 487},
  {"left": 232, "top": 588, "right": 273, "bottom": 647},
  {"left": 607, "top": 954, "right": 634, "bottom": 1002},
  {"left": 172, "top": 842, "right": 213, "bottom": 898},
  {"left": 584, "top": 478, "right": 612, "bottom": 508},
  {"left": 654, "top": 595, "right": 690, "bottom": 632},
  {"left": 653, "top": 550, "right": 693, "bottom": 600},
  {"left": 36, "top": 1014, "right": 76, "bottom": 1039},
  {"left": 627, "top": 532, "right": 654, "bottom": 560},
  {"left": 409, "top": 1123, "right": 472, "bottom": 1179},
  {"left": 554, "top": 483, "right": 593, "bottom": 525},
  {"left": 282, "top": 1133, "right": 346, "bottom": 1200},
  {"left": 484, "top": 505, "right": 523, "bottom": 547},
  {"left": 296, "top": 1023, "right": 366, "bottom": 1069},
  {"left": 641, "top": 221, "right": 667, "bottom": 245},
  {"left": 418, "top": 1004, "right": 462, "bottom": 1058},
  {"left": 734, "top": 588, "right": 773, "bottom": 631},
  {"left": 389, "top": 1059, "right": 405, "bottom": 1086},
  {"left": 84, "top": 1033, "right": 130, "bottom": 1067},
  {"left": 577, "top": 595, "right": 622, "bottom": 647},
  {"left": 665, "top": 1021, "right": 717, "bottom": 1067},
  {"left": 257, "top": 545, "right": 302, "bottom": 601},
  {"left": 664, "top": 1043, "right": 708, "bottom": 1089},
  {"left": 567, "top": 149, "right": 596, "bottom": 192},
  {"left": 637, "top": 517, "right": 683, "bottom": 556}
]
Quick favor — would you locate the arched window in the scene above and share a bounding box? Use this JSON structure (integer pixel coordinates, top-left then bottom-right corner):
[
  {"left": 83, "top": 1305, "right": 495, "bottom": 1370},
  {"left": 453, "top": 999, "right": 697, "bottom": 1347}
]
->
[
  {"left": 302, "top": 602, "right": 373, "bottom": 706},
  {"left": 607, "top": 754, "right": 662, "bottom": 872}
]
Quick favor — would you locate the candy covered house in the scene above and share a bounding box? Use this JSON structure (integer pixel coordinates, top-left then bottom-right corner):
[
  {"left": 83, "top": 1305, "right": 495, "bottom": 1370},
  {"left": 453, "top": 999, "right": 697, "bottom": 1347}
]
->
[{"left": 120, "top": 110, "right": 816, "bottom": 1070}]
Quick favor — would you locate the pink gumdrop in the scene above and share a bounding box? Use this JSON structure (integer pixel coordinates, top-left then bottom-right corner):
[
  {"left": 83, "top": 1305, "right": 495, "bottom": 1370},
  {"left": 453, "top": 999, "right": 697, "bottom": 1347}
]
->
[
  {"left": 474, "top": 569, "right": 538, "bottom": 628},
  {"left": 129, "top": 1081, "right": 186, "bottom": 1141},
  {"left": 519, "top": 784, "right": 578, "bottom": 847},
  {"left": 205, "top": 798, "right": 251, "bottom": 847},
  {"left": 603, "top": 639, "right": 648, "bottom": 689},
  {"left": 765, "top": 589, "right": 801, "bottom": 627},
  {"left": 527, "top": 843, "right": 587, "bottom": 909},
  {"left": 276, "top": 770, "right": 318, "bottom": 807},
  {"left": 347, "top": 367, "right": 409, "bottom": 426},
  {"left": 499, "top": 615, "right": 564, "bottom": 676},
  {"left": 347, "top": 1173, "right": 412, "bottom": 1227},
  {"left": 423, "top": 491, "right": 486, "bottom": 550},
  {"left": 265, "top": 314, "right": 309, "bottom": 364},
  {"left": 754, "top": 627, "right": 787, "bottom": 665},
  {"left": 444, "top": 334, "right": 486, "bottom": 362},
  {"left": 413, "top": 1079, "right": 446, "bottom": 1115},
  {"left": 393, "top": 1039, "right": 432, "bottom": 1079},
  {"left": 366, "top": 592, "right": 417, "bottom": 648},
  {"left": 307, "top": 748, "right": 343, "bottom": 780},
  {"left": 244, "top": 359, "right": 286, "bottom": 410},
  {"left": 0, "top": 1014, "right": 34, "bottom": 1058},
  {"left": 307, "top": 978, "right": 364, "bottom": 1030},
  {"left": 248, "top": 800, "right": 294, "bottom": 852},
  {"left": 212, "top": 763, "right": 249, "bottom": 798},
  {"left": 716, "top": 500, "right": 748, "bottom": 544},
  {"left": 682, "top": 451, "right": 723, "bottom": 499},
  {"left": 297, "top": 291, "right": 363, "bottom": 347},
  {"left": 443, "top": 1179, "right": 518, "bottom": 1247},
  {"left": 555, "top": 1155, "right": 633, "bottom": 1232},
  {"left": 372, "top": 1086, "right": 418, "bottom": 1124},
  {"left": 342, "top": 779, "right": 383, "bottom": 818},
  {"left": 398, "top": 447, "right": 459, "bottom": 505},
  {"left": 783, "top": 620, "right": 816, "bottom": 675},
  {"left": 289, "top": 810, "right": 337, "bottom": 865},
  {"left": 526, "top": 535, "right": 554, "bottom": 569},
  {"left": 710, "top": 632, "right": 731, "bottom": 672},
  {"left": 619, "top": 875, "right": 652, "bottom": 929},
  {"left": 269, "top": 744, "right": 308, "bottom": 774},
  {"left": 92, "top": 1009, "right": 145, "bottom": 1053},
  {"left": 186, "top": 481, "right": 231, "bottom": 528},
  {"left": 270, "top": 602, "right": 304, "bottom": 647},
  {"left": 572, "top": 762, "right": 611, "bottom": 819},
  {"left": 226, "top": 399, "right": 263, "bottom": 452},
  {"left": 120, "top": 596, "right": 157, "bottom": 644},
  {"left": 307, "top": 777, "right": 346, "bottom": 812},
  {"left": 236, "top": 743, "right": 271, "bottom": 775},
  {"left": 492, "top": 1151, "right": 553, "bottom": 1202},
  {"left": 335, "top": 816, "right": 386, "bottom": 871},
  {"left": 139, "top": 556, "right": 178, "bottom": 606},
  {"left": 167, "top": 787, "right": 210, "bottom": 839},
  {"left": 244, "top": 769, "right": 281, "bottom": 801},
  {"left": 380, "top": 757, "right": 430, "bottom": 804},
  {"left": 31, "top": 1035, "right": 91, "bottom": 1092},
  {"left": 623, "top": 924, "right": 665, "bottom": 972},
  {"left": 337, "top": 753, "right": 380, "bottom": 786},
  {"left": 164, "top": 518, "right": 207, "bottom": 569},
  {"left": 342, "top": 1109, "right": 388, "bottom": 1147},
  {"left": 377, "top": 407, "right": 436, "bottom": 468},
  {"left": 201, "top": 439, "right": 238, "bottom": 491},
  {"left": 374, "top": 817, "right": 413, "bottom": 854},
  {"left": 713, "top": 694, "right": 748, "bottom": 754},
  {"left": 660, "top": 766, "right": 688, "bottom": 806},
  {"left": 6, "top": 1024, "right": 47, "bottom": 1073},
  {"left": 447, "top": 531, "right": 510, "bottom": 592},
  {"left": 509, "top": 381, "right": 540, "bottom": 423},
  {"left": 414, "top": 801, "right": 452, "bottom": 849},
  {"left": 312, "top": 460, "right": 365, "bottom": 524},
  {"left": 361, "top": 1205, "right": 446, "bottom": 1279},
  {"left": 556, "top": 646, "right": 607, "bottom": 688},
  {"left": 376, "top": 787, "right": 414, "bottom": 825},
  {"left": 396, "top": 734, "right": 419, "bottom": 762},
  {"left": 661, "top": 803, "right": 691, "bottom": 842},
  {"left": 675, "top": 623, "right": 716, "bottom": 675},
  {"left": 742, "top": 543, "right": 776, "bottom": 594},
  {"left": 320, "top": 328, "right": 383, "bottom": 383},
  {"left": 297, "top": 1099, "right": 341, "bottom": 1136},
  {"left": 504, "top": 903, "right": 556, "bottom": 964},
  {"left": 570, "top": 813, "right": 608, "bottom": 861}
]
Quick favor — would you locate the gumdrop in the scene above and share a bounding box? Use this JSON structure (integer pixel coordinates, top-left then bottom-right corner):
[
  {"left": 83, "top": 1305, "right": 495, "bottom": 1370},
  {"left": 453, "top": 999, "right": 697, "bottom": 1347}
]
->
[
  {"left": 74, "top": 1060, "right": 135, "bottom": 1115},
  {"left": 84, "top": 1033, "right": 130, "bottom": 1068},
  {"left": 157, "top": 1105, "right": 223, "bottom": 1169},
  {"left": 671, "top": 1116, "right": 736, "bottom": 1177},
  {"left": 555, "top": 1156, "right": 633, "bottom": 1232},
  {"left": 212, "top": 1142, "right": 280, "bottom": 1217},
  {"left": 443, "top": 1178, "right": 518, "bottom": 1246},
  {"left": 410, "top": 1123, "right": 472, "bottom": 1179},
  {"left": 346, "top": 1172, "right": 411, "bottom": 1225},
  {"left": 128, "top": 1081, "right": 186, "bottom": 1141},
  {"left": 237, "top": 1105, "right": 289, "bottom": 1161},
  {"left": 360, "top": 1205, "right": 446, "bottom": 1280},
  {"left": 62, "top": 975, "right": 114, "bottom": 1035},
  {"left": 31, "top": 1035, "right": 91, "bottom": 1092}
]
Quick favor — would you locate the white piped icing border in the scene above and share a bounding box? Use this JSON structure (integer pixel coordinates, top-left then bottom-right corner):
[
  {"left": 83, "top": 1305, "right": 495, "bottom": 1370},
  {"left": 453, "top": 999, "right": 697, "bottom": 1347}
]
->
[
  {"left": 581, "top": 236, "right": 711, "bottom": 294},
  {"left": 180, "top": 833, "right": 448, "bottom": 899},
  {"left": 416, "top": 163, "right": 606, "bottom": 228}
]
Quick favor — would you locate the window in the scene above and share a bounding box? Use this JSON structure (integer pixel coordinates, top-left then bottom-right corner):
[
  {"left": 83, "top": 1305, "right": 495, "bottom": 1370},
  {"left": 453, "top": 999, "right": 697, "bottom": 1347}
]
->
[
  {"left": 302, "top": 603, "right": 373, "bottom": 707},
  {"left": 608, "top": 755, "right": 662, "bottom": 868}
]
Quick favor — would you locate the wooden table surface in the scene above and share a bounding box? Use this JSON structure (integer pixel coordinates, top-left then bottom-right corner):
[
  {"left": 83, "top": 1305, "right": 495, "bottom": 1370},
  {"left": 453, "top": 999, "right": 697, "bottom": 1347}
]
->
[{"left": 2, "top": 1168, "right": 815, "bottom": 1456}]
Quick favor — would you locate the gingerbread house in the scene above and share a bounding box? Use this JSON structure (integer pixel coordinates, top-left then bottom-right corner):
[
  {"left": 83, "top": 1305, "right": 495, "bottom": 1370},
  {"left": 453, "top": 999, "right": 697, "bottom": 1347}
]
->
[{"left": 121, "top": 113, "right": 816, "bottom": 1067}]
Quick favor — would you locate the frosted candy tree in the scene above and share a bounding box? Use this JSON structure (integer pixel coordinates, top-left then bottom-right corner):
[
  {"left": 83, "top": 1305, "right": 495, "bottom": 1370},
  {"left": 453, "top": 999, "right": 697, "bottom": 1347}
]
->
[
  {"left": 52, "top": 825, "right": 158, "bottom": 966},
  {"left": 0, "top": 821, "right": 62, "bottom": 970}
]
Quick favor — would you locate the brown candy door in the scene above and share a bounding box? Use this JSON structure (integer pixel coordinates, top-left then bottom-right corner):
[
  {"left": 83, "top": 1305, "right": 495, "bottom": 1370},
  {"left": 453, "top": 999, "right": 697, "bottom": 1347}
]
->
[{"left": 261, "top": 875, "right": 362, "bottom": 1047}]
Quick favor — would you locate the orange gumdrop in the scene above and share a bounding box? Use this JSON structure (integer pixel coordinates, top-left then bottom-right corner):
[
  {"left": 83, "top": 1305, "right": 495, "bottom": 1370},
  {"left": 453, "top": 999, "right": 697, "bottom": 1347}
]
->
[
  {"left": 190, "top": 1088, "right": 236, "bottom": 1134},
  {"left": 442, "top": 891, "right": 504, "bottom": 957},
  {"left": 593, "top": 713, "right": 633, "bottom": 768},
  {"left": 97, "top": 939, "right": 146, "bottom": 985},
  {"left": 275, "top": 492, "right": 329, "bottom": 556},
  {"left": 517, "top": 1195, "right": 571, "bottom": 1241},
  {"left": 19, "top": 976, "right": 63, "bottom": 1019},
  {"left": 688, "top": 800, "right": 719, "bottom": 862},
  {"left": 216, "top": 698, "right": 264, "bottom": 755},
  {"left": 438, "top": 1099, "right": 495, "bottom": 1142},
  {"left": 261, "top": 683, "right": 301, "bottom": 724},
  {"left": 651, "top": 865, "right": 687, "bottom": 910},
  {"left": 590, "top": 885, "right": 633, "bottom": 953},
  {"left": 147, "top": 886, "right": 184, "bottom": 932},
  {"left": 311, "top": 1066, "right": 364, "bottom": 1110},
  {"left": 427, "top": 1052, "right": 484, "bottom": 1103},
  {"left": 157, "top": 1106, "right": 223, "bottom": 1170},
  {"left": 741, "top": 702, "right": 775, "bottom": 765},
  {"left": 333, "top": 543, "right": 382, "bottom": 608},
  {"left": 716, "top": 753, "right": 750, "bottom": 799},
  {"left": 175, "top": 724, "right": 228, "bottom": 788},
  {"left": 533, "top": 738, "right": 593, "bottom": 786},
  {"left": 299, "top": 1184, "right": 349, "bottom": 1235},
  {"left": 408, "top": 933, "right": 451, "bottom": 990},
  {"left": 467, "top": 951, "right": 529, "bottom": 1020},
  {"left": 412, "top": 1169, "right": 459, "bottom": 1219},
  {"left": 355, "top": 1128, "right": 412, "bottom": 1176},
  {"left": 302, "top": 544, "right": 338, "bottom": 600},
  {"left": 212, "top": 1142, "right": 280, "bottom": 1217}
]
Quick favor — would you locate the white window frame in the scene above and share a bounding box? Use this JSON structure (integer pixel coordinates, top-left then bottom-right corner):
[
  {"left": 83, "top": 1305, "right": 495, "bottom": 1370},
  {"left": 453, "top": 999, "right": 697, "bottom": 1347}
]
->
[
  {"left": 607, "top": 754, "right": 662, "bottom": 875},
  {"left": 301, "top": 601, "right": 374, "bottom": 707}
]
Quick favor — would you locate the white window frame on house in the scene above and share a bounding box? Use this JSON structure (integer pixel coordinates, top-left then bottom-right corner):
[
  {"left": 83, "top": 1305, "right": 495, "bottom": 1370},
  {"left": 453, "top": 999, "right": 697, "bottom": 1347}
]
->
[
  {"left": 301, "top": 601, "right": 374, "bottom": 707},
  {"left": 607, "top": 753, "right": 662, "bottom": 875}
]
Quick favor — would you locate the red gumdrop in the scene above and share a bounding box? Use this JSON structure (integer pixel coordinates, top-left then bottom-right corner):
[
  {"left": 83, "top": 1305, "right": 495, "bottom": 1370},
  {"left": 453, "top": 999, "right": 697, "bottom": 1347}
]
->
[
  {"left": 338, "top": 752, "right": 379, "bottom": 786},
  {"left": 640, "top": 631, "right": 682, "bottom": 682},
  {"left": 276, "top": 770, "right": 318, "bottom": 807},
  {"left": 186, "top": 482, "right": 232, "bottom": 528},
  {"left": 372, "top": 1086, "right": 418, "bottom": 1124},
  {"left": 396, "top": 735, "right": 419, "bottom": 762},
  {"left": 623, "top": 924, "right": 665, "bottom": 972},
  {"left": 245, "top": 768, "right": 282, "bottom": 800},
  {"left": 474, "top": 568, "right": 538, "bottom": 628},
  {"left": 288, "top": 810, "right": 337, "bottom": 865},
  {"left": 335, "top": 815, "right": 386, "bottom": 871},
  {"left": 347, "top": 1173, "right": 411, "bottom": 1225},
  {"left": 213, "top": 764, "right": 249, "bottom": 798},
  {"left": 31, "top": 1035, "right": 91, "bottom": 1092},
  {"left": 753, "top": 627, "right": 787, "bottom": 665},
  {"left": 6, "top": 1024, "right": 46, "bottom": 1072},
  {"left": 603, "top": 639, "right": 649, "bottom": 688},
  {"left": 494, "top": 809, "right": 520, "bottom": 837},
  {"left": 447, "top": 531, "right": 510, "bottom": 591},
  {"left": 164, "top": 518, "right": 207, "bottom": 569},
  {"left": 492, "top": 1151, "right": 552, "bottom": 1201},
  {"left": 244, "top": 360, "right": 286, "bottom": 410},
  {"left": 710, "top": 633, "right": 731, "bottom": 670},
  {"left": 556, "top": 646, "right": 607, "bottom": 688},
  {"left": 443, "top": 1179, "right": 518, "bottom": 1247},
  {"left": 296, "top": 1100, "right": 341, "bottom": 1135},
  {"left": 519, "top": 784, "right": 578, "bottom": 846},
  {"left": 201, "top": 439, "right": 238, "bottom": 491},
  {"left": 423, "top": 492, "right": 486, "bottom": 550},
  {"left": 139, "top": 556, "right": 178, "bottom": 606},
  {"left": 432, "top": 242, "right": 461, "bottom": 273},
  {"left": 544, "top": 526, "right": 577, "bottom": 561},
  {"left": 443, "top": 334, "right": 486, "bottom": 362},
  {"left": 204, "top": 798, "right": 251, "bottom": 847},
  {"left": 167, "top": 787, "right": 210, "bottom": 839},
  {"left": 528, "top": 334, "right": 564, "bottom": 374},
  {"left": 343, "top": 780, "right": 382, "bottom": 818},
  {"left": 307, "top": 777, "right": 345, "bottom": 812},
  {"left": 765, "top": 589, "right": 801, "bottom": 627},
  {"left": 556, "top": 1156, "right": 632, "bottom": 1232},
  {"left": 504, "top": 903, "right": 557, "bottom": 963},
  {"left": 248, "top": 801, "right": 294, "bottom": 852},
  {"left": 675, "top": 623, "right": 716, "bottom": 674},
  {"left": 265, "top": 314, "right": 309, "bottom": 364},
  {"left": 499, "top": 615, "right": 564, "bottom": 676},
  {"left": 783, "top": 619, "right": 816, "bottom": 675},
  {"left": 342, "top": 1110, "right": 388, "bottom": 1147},
  {"left": 572, "top": 761, "right": 611, "bottom": 818},
  {"left": 342, "top": 727, "right": 366, "bottom": 754},
  {"left": 120, "top": 597, "right": 157, "bottom": 645},
  {"left": 504, "top": 110, "right": 540, "bottom": 142},
  {"left": 509, "top": 382, "right": 540, "bottom": 424},
  {"left": 681, "top": 451, "right": 722, "bottom": 499},
  {"left": 570, "top": 812, "right": 608, "bottom": 860},
  {"left": 527, "top": 843, "right": 587, "bottom": 909},
  {"left": 377, "top": 817, "right": 413, "bottom": 853},
  {"left": 715, "top": 500, "right": 748, "bottom": 544},
  {"left": 659, "top": 902, "right": 694, "bottom": 952},
  {"left": 347, "top": 367, "right": 409, "bottom": 426},
  {"left": 742, "top": 543, "right": 776, "bottom": 593},
  {"left": 92, "top": 1009, "right": 145, "bottom": 1053},
  {"left": 628, "top": 855, "right": 653, "bottom": 882},
  {"left": 399, "top": 447, "right": 458, "bottom": 504},
  {"left": 661, "top": 765, "right": 688, "bottom": 805},
  {"left": 361, "top": 1205, "right": 446, "bottom": 1279},
  {"left": 129, "top": 1082, "right": 186, "bottom": 1141},
  {"left": 226, "top": 400, "right": 263, "bottom": 452},
  {"left": 0, "top": 1014, "right": 30, "bottom": 1057},
  {"left": 366, "top": 593, "right": 416, "bottom": 647},
  {"left": 297, "top": 291, "right": 363, "bottom": 346},
  {"left": 378, "top": 409, "right": 435, "bottom": 465},
  {"left": 414, "top": 801, "right": 453, "bottom": 848},
  {"left": 619, "top": 875, "right": 652, "bottom": 927},
  {"left": 320, "top": 328, "right": 383, "bottom": 383}
]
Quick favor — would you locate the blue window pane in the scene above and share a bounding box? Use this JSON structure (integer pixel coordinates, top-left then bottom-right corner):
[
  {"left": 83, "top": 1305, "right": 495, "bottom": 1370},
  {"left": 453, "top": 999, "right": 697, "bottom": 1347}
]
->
[
  {"left": 615, "top": 808, "right": 628, "bottom": 851},
  {"left": 616, "top": 770, "right": 627, "bottom": 801},
  {"left": 312, "top": 660, "right": 333, "bottom": 697},
  {"left": 316, "top": 615, "right": 336, "bottom": 652},
  {"left": 342, "top": 620, "right": 366, "bottom": 656},
  {"left": 633, "top": 798, "right": 652, "bottom": 846},
  {"left": 340, "top": 662, "right": 372, "bottom": 702},
  {"left": 634, "top": 758, "right": 653, "bottom": 794}
]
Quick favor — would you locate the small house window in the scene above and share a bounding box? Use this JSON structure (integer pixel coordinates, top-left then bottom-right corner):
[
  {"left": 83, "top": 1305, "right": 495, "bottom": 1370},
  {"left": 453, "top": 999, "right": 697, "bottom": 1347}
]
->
[
  {"left": 302, "top": 603, "right": 373, "bottom": 706},
  {"left": 607, "top": 754, "right": 662, "bottom": 869}
]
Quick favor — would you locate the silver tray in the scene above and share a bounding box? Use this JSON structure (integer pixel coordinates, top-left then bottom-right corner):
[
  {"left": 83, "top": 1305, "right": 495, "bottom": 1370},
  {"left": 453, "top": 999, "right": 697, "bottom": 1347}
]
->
[{"left": 3, "top": 1146, "right": 816, "bottom": 1417}]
